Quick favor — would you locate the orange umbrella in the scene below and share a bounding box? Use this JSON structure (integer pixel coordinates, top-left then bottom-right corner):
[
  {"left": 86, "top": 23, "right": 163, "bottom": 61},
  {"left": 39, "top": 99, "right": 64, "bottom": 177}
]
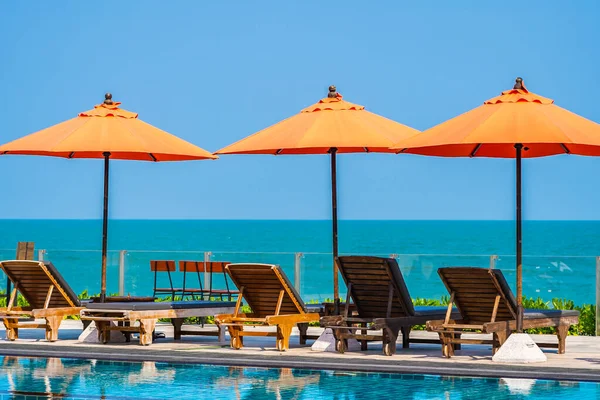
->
[
  {"left": 0, "top": 93, "right": 216, "bottom": 301},
  {"left": 391, "top": 78, "right": 600, "bottom": 331},
  {"left": 216, "top": 86, "right": 419, "bottom": 301}
]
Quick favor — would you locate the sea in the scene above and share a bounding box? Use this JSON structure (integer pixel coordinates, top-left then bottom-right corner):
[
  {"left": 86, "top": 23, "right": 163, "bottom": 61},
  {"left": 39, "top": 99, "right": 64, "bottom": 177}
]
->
[{"left": 0, "top": 219, "right": 598, "bottom": 305}]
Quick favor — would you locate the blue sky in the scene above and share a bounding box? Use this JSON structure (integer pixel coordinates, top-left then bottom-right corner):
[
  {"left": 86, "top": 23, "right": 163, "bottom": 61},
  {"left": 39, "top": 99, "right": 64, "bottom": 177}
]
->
[{"left": 0, "top": 1, "right": 599, "bottom": 220}]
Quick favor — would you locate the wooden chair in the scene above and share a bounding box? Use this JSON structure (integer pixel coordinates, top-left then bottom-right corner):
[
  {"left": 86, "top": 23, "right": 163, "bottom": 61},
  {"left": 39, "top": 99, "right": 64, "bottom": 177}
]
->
[
  {"left": 427, "top": 267, "right": 580, "bottom": 358},
  {"left": 321, "top": 256, "right": 461, "bottom": 356},
  {"left": 215, "top": 263, "right": 319, "bottom": 351},
  {"left": 179, "top": 261, "right": 238, "bottom": 300},
  {"left": 204, "top": 261, "right": 239, "bottom": 301},
  {"left": 3, "top": 242, "right": 35, "bottom": 304},
  {"left": 150, "top": 260, "right": 183, "bottom": 299},
  {"left": 179, "top": 261, "right": 209, "bottom": 300},
  {"left": 0, "top": 260, "right": 83, "bottom": 341}
]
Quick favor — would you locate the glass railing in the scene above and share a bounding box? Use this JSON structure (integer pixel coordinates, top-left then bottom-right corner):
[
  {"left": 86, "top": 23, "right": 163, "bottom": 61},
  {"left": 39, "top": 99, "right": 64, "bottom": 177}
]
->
[
  {"left": 42, "top": 250, "right": 123, "bottom": 296},
  {"left": 0, "top": 249, "right": 597, "bottom": 313},
  {"left": 495, "top": 255, "right": 597, "bottom": 306},
  {"left": 299, "top": 253, "right": 497, "bottom": 302}
]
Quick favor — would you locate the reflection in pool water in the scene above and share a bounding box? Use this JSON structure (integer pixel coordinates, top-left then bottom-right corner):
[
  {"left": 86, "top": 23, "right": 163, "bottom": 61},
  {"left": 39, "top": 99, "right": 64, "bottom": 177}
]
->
[{"left": 0, "top": 357, "right": 597, "bottom": 399}]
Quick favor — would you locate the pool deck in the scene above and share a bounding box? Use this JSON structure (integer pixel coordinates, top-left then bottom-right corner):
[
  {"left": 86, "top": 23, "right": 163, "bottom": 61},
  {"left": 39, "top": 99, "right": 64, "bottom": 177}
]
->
[{"left": 1, "top": 321, "right": 600, "bottom": 382}]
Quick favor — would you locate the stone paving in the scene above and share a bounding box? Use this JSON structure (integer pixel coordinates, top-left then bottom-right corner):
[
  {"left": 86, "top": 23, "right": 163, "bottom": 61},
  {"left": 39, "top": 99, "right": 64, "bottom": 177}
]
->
[{"left": 1, "top": 320, "right": 599, "bottom": 381}]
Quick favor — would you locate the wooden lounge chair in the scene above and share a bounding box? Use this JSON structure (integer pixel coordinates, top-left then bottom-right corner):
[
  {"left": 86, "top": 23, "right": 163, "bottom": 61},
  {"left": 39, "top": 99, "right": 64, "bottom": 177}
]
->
[
  {"left": 427, "top": 267, "right": 580, "bottom": 357},
  {"left": 320, "top": 256, "right": 461, "bottom": 356},
  {"left": 215, "top": 263, "right": 319, "bottom": 351},
  {"left": 0, "top": 260, "right": 83, "bottom": 341},
  {"left": 80, "top": 300, "right": 236, "bottom": 345}
]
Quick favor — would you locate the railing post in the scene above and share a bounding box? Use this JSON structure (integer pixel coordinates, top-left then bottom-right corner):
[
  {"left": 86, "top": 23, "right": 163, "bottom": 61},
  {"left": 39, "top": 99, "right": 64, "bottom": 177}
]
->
[
  {"left": 119, "top": 250, "right": 127, "bottom": 296},
  {"left": 596, "top": 256, "right": 600, "bottom": 337},
  {"left": 490, "top": 255, "right": 498, "bottom": 269},
  {"left": 204, "top": 251, "right": 212, "bottom": 290},
  {"left": 38, "top": 249, "right": 46, "bottom": 261},
  {"left": 294, "top": 252, "right": 303, "bottom": 292}
]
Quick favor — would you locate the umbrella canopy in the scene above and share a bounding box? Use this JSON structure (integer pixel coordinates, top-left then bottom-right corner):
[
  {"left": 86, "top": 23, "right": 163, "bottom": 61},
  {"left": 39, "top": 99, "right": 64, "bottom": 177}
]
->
[
  {"left": 393, "top": 78, "right": 600, "bottom": 158},
  {"left": 0, "top": 93, "right": 216, "bottom": 301},
  {"left": 391, "top": 78, "right": 600, "bottom": 331},
  {"left": 216, "top": 86, "right": 419, "bottom": 301},
  {"left": 0, "top": 94, "right": 215, "bottom": 160}
]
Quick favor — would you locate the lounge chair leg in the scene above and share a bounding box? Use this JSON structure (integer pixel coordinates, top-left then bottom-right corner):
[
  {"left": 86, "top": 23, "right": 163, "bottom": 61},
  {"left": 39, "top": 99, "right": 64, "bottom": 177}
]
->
[
  {"left": 297, "top": 323, "right": 308, "bottom": 345},
  {"left": 4, "top": 319, "right": 18, "bottom": 341},
  {"left": 453, "top": 333, "right": 461, "bottom": 351},
  {"left": 138, "top": 319, "right": 156, "bottom": 346},
  {"left": 95, "top": 321, "right": 109, "bottom": 344},
  {"left": 335, "top": 338, "right": 347, "bottom": 354},
  {"left": 383, "top": 327, "right": 398, "bottom": 356},
  {"left": 401, "top": 326, "right": 411, "bottom": 349},
  {"left": 438, "top": 332, "right": 446, "bottom": 356},
  {"left": 171, "top": 318, "right": 184, "bottom": 341},
  {"left": 494, "top": 330, "right": 508, "bottom": 354},
  {"left": 557, "top": 325, "right": 568, "bottom": 354},
  {"left": 360, "top": 339, "right": 368, "bottom": 351},
  {"left": 440, "top": 332, "right": 453, "bottom": 358},
  {"left": 229, "top": 326, "right": 243, "bottom": 349},
  {"left": 118, "top": 321, "right": 132, "bottom": 342},
  {"left": 276, "top": 323, "right": 293, "bottom": 351},
  {"left": 44, "top": 316, "right": 61, "bottom": 342},
  {"left": 360, "top": 323, "right": 368, "bottom": 351}
]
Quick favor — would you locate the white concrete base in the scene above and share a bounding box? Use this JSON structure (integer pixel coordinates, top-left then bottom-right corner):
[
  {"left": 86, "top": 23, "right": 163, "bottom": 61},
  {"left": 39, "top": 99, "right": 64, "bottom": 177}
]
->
[
  {"left": 492, "top": 333, "right": 547, "bottom": 363},
  {"left": 78, "top": 321, "right": 127, "bottom": 344},
  {"left": 311, "top": 328, "right": 361, "bottom": 352}
]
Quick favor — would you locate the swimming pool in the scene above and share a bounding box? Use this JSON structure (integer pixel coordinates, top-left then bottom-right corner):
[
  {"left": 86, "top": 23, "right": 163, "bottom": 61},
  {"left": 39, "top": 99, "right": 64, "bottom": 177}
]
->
[{"left": 0, "top": 357, "right": 598, "bottom": 399}]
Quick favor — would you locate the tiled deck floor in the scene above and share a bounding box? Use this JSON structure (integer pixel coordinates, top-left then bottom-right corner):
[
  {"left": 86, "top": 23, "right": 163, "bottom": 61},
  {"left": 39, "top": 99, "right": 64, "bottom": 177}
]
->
[{"left": 1, "top": 321, "right": 599, "bottom": 381}]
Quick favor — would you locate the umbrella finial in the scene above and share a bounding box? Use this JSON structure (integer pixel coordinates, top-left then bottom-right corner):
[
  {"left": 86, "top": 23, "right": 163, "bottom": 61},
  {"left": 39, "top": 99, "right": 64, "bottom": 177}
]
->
[
  {"left": 104, "top": 93, "right": 114, "bottom": 105},
  {"left": 514, "top": 77, "right": 524, "bottom": 90},
  {"left": 328, "top": 85, "right": 338, "bottom": 98}
]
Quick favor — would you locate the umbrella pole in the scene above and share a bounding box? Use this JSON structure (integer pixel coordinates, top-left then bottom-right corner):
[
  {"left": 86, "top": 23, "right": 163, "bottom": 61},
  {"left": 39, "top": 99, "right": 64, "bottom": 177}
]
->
[
  {"left": 330, "top": 148, "right": 339, "bottom": 307},
  {"left": 100, "top": 152, "right": 111, "bottom": 303},
  {"left": 515, "top": 143, "right": 524, "bottom": 332}
]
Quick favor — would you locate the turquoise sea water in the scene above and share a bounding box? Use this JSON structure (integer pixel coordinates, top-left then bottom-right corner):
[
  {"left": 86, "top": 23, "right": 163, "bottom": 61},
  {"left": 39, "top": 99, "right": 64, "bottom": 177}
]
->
[
  {"left": 0, "top": 220, "right": 598, "bottom": 304},
  {"left": 1, "top": 357, "right": 598, "bottom": 399}
]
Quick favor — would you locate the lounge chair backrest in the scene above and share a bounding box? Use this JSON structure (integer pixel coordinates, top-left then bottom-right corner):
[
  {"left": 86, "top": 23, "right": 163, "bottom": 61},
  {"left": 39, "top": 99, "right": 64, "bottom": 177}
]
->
[
  {"left": 16, "top": 242, "right": 35, "bottom": 260},
  {"left": 0, "top": 260, "right": 80, "bottom": 309},
  {"left": 336, "top": 256, "right": 415, "bottom": 318},
  {"left": 225, "top": 263, "right": 307, "bottom": 317},
  {"left": 438, "top": 267, "right": 517, "bottom": 324}
]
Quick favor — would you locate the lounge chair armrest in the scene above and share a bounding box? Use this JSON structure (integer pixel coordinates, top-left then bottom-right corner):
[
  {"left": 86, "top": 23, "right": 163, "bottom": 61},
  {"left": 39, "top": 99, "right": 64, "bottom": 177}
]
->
[
  {"left": 426, "top": 319, "right": 454, "bottom": 331},
  {"left": 215, "top": 313, "right": 249, "bottom": 323},
  {"left": 32, "top": 307, "right": 85, "bottom": 318},
  {"left": 320, "top": 315, "right": 346, "bottom": 326},
  {"left": 0, "top": 308, "right": 32, "bottom": 317},
  {"left": 483, "top": 315, "right": 579, "bottom": 332},
  {"left": 0, "top": 306, "right": 30, "bottom": 313},
  {"left": 266, "top": 313, "right": 319, "bottom": 325}
]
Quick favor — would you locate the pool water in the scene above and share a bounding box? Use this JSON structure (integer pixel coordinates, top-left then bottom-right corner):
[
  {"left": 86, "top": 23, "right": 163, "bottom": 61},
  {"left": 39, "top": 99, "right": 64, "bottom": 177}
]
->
[{"left": 0, "top": 357, "right": 598, "bottom": 400}]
